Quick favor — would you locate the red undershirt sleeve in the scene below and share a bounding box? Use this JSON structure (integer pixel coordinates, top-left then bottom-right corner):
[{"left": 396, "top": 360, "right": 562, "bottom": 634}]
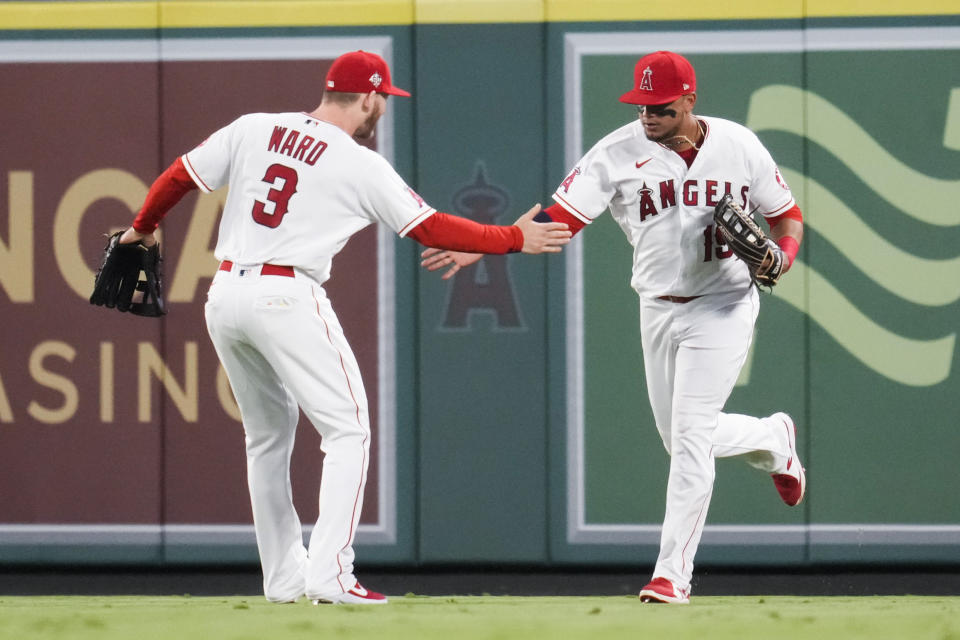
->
[
  {"left": 768, "top": 204, "right": 803, "bottom": 268},
  {"left": 539, "top": 203, "right": 587, "bottom": 236},
  {"left": 131, "top": 157, "right": 199, "bottom": 233},
  {"left": 406, "top": 212, "right": 524, "bottom": 253},
  {"left": 767, "top": 203, "right": 803, "bottom": 228}
]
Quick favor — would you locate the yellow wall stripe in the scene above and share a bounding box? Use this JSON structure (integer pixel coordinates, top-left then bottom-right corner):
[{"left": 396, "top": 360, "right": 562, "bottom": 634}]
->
[
  {"left": 416, "top": 0, "right": 543, "bottom": 23},
  {"left": 0, "top": 0, "right": 956, "bottom": 30},
  {"left": 547, "top": 0, "right": 958, "bottom": 21},
  {"left": 161, "top": 1, "right": 413, "bottom": 28},
  {"left": 804, "top": 0, "right": 957, "bottom": 17},
  {"left": 0, "top": 2, "right": 157, "bottom": 30},
  {"left": 548, "top": 0, "right": 802, "bottom": 21}
]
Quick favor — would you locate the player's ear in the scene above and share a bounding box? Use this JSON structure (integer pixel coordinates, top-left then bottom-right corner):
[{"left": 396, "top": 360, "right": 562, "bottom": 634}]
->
[
  {"left": 684, "top": 92, "right": 697, "bottom": 110},
  {"left": 361, "top": 90, "right": 378, "bottom": 111}
]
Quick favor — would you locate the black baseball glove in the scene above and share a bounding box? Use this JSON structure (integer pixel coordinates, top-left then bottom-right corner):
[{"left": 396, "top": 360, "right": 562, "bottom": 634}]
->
[
  {"left": 713, "top": 194, "right": 784, "bottom": 287},
  {"left": 89, "top": 231, "right": 167, "bottom": 317}
]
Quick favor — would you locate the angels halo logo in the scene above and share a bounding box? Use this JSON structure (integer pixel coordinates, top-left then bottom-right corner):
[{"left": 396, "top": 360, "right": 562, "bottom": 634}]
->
[
  {"left": 775, "top": 167, "right": 790, "bottom": 190},
  {"left": 441, "top": 163, "right": 523, "bottom": 331}
]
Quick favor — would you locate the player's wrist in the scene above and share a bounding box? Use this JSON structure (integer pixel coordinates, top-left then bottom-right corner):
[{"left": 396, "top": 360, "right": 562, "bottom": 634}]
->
[
  {"left": 509, "top": 225, "right": 524, "bottom": 252},
  {"left": 776, "top": 236, "right": 800, "bottom": 269},
  {"left": 132, "top": 220, "right": 158, "bottom": 235}
]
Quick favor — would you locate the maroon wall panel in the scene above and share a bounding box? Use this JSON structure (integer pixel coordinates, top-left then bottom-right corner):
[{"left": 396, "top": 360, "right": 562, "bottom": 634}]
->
[
  {"left": 0, "top": 58, "right": 381, "bottom": 529},
  {"left": 0, "top": 62, "right": 163, "bottom": 523}
]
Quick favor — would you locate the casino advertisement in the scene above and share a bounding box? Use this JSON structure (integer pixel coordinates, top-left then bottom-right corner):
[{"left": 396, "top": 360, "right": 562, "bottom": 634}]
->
[{"left": 0, "top": 50, "right": 390, "bottom": 559}]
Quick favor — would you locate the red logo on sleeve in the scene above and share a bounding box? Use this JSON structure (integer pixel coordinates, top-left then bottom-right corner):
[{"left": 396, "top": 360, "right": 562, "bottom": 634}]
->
[
  {"left": 406, "top": 186, "right": 425, "bottom": 207},
  {"left": 775, "top": 167, "right": 790, "bottom": 190},
  {"left": 561, "top": 167, "right": 581, "bottom": 193}
]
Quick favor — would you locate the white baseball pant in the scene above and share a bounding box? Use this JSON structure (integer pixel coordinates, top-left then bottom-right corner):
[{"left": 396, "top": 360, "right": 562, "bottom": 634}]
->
[
  {"left": 205, "top": 263, "right": 370, "bottom": 602},
  {"left": 639, "top": 286, "right": 793, "bottom": 592}
]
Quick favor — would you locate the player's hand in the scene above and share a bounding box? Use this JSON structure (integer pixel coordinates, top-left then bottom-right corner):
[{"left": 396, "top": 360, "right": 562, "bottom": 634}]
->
[
  {"left": 119, "top": 226, "right": 157, "bottom": 246},
  {"left": 421, "top": 248, "right": 483, "bottom": 280},
  {"left": 514, "top": 203, "right": 571, "bottom": 254}
]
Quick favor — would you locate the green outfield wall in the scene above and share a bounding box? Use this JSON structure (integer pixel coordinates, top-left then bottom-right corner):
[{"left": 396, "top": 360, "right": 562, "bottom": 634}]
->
[{"left": 0, "top": 1, "right": 958, "bottom": 570}]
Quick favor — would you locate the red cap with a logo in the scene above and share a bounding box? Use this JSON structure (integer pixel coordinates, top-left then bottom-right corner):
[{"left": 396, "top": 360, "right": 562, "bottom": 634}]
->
[
  {"left": 619, "top": 51, "right": 696, "bottom": 106},
  {"left": 325, "top": 50, "right": 411, "bottom": 97}
]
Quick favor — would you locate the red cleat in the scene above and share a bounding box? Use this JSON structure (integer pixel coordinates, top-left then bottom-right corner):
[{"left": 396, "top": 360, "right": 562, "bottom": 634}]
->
[{"left": 639, "top": 577, "right": 690, "bottom": 604}]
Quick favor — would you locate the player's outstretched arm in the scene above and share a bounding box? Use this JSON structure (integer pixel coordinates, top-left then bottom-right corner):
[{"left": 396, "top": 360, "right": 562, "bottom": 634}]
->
[
  {"left": 408, "top": 203, "right": 570, "bottom": 259},
  {"left": 418, "top": 203, "right": 572, "bottom": 279}
]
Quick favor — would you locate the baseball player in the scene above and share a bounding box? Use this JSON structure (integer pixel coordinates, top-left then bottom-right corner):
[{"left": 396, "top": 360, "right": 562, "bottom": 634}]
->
[
  {"left": 422, "top": 50, "right": 806, "bottom": 604},
  {"left": 115, "top": 50, "right": 571, "bottom": 605}
]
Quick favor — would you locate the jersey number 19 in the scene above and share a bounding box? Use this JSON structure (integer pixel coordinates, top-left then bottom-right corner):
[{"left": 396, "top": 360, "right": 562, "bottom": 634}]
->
[{"left": 703, "top": 224, "right": 733, "bottom": 263}]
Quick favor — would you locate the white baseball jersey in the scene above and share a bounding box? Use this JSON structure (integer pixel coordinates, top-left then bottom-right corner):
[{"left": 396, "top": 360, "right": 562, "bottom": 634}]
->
[
  {"left": 183, "top": 112, "right": 435, "bottom": 284},
  {"left": 553, "top": 116, "right": 795, "bottom": 298}
]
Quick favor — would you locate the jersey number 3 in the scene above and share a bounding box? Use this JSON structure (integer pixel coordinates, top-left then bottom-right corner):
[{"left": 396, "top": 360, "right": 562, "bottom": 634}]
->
[{"left": 252, "top": 163, "right": 299, "bottom": 228}]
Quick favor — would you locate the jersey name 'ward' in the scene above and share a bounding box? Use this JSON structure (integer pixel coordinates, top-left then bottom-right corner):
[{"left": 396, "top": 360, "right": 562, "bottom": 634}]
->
[{"left": 267, "top": 125, "right": 328, "bottom": 166}]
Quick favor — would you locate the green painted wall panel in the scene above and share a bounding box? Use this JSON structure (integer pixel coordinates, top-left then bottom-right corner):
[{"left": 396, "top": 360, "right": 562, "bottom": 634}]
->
[
  {"left": 414, "top": 23, "right": 551, "bottom": 562},
  {"left": 546, "top": 25, "right": 959, "bottom": 565},
  {"left": 803, "top": 49, "right": 960, "bottom": 525}
]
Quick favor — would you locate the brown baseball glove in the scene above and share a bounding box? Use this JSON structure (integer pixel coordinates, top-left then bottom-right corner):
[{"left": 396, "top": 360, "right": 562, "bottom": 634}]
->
[{"left": 713, "top": 194, "right": 784, "bottom": 287}]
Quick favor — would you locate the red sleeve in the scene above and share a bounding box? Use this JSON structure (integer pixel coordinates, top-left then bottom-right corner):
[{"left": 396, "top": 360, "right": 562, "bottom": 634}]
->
[
  {"left": 768, "top": 204, "right": 803, "bottom": 268},
  {"left": 131, "top": 157, "right": 199, "bottom": 233},
  {"left": 540, "top": 203, "right": 587, "bottom": 236},
  {"left": 767, "top": 203, "right": 803, "bottom": 228},
  {"left": 407, "top": 212, "right": 524, "bottom": 253},
  {"left": 778, "top": 236, "right": 800, "bottom": 268}
]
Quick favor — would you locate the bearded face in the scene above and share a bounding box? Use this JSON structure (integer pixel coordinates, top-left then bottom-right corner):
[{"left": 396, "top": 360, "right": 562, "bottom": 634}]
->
[{"left": 354, "top": 94, "right": 387, "bottom": 139}]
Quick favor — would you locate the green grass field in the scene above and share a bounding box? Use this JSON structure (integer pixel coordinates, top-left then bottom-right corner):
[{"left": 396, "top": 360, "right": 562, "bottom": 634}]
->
[{"left": 0, "top": 595, "right": 957, "bottom": 640}]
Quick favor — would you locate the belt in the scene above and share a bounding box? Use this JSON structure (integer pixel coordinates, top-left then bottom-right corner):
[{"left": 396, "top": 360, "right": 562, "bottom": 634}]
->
[
  {"left": 656, "top": 295, "right": 702, "bottom": 303},
  {"left": 219, "top": 260, "right": 295, "bottom": 277}
]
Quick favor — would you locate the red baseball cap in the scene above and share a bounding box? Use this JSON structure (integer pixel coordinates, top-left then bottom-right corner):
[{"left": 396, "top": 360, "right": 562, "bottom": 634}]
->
[
  {"left": 619, "top": 51, "right": 696, "bottom": 105},
  {"left": 325, "top": 50, "right": 411, "bottom": 97}
]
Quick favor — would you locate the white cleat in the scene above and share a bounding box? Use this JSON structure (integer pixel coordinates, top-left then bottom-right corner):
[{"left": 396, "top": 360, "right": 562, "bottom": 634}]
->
[
  {"left": 770, "top": 412, "right": 806, "bottom": 507},
  {"left": 312, "top": 583, "right": 388, "bottom": 605}
]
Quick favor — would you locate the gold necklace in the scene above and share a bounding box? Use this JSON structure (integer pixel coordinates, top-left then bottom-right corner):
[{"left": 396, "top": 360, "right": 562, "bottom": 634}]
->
[{"left": 663, "top": 119, "right": 705, "bottom": 151}]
